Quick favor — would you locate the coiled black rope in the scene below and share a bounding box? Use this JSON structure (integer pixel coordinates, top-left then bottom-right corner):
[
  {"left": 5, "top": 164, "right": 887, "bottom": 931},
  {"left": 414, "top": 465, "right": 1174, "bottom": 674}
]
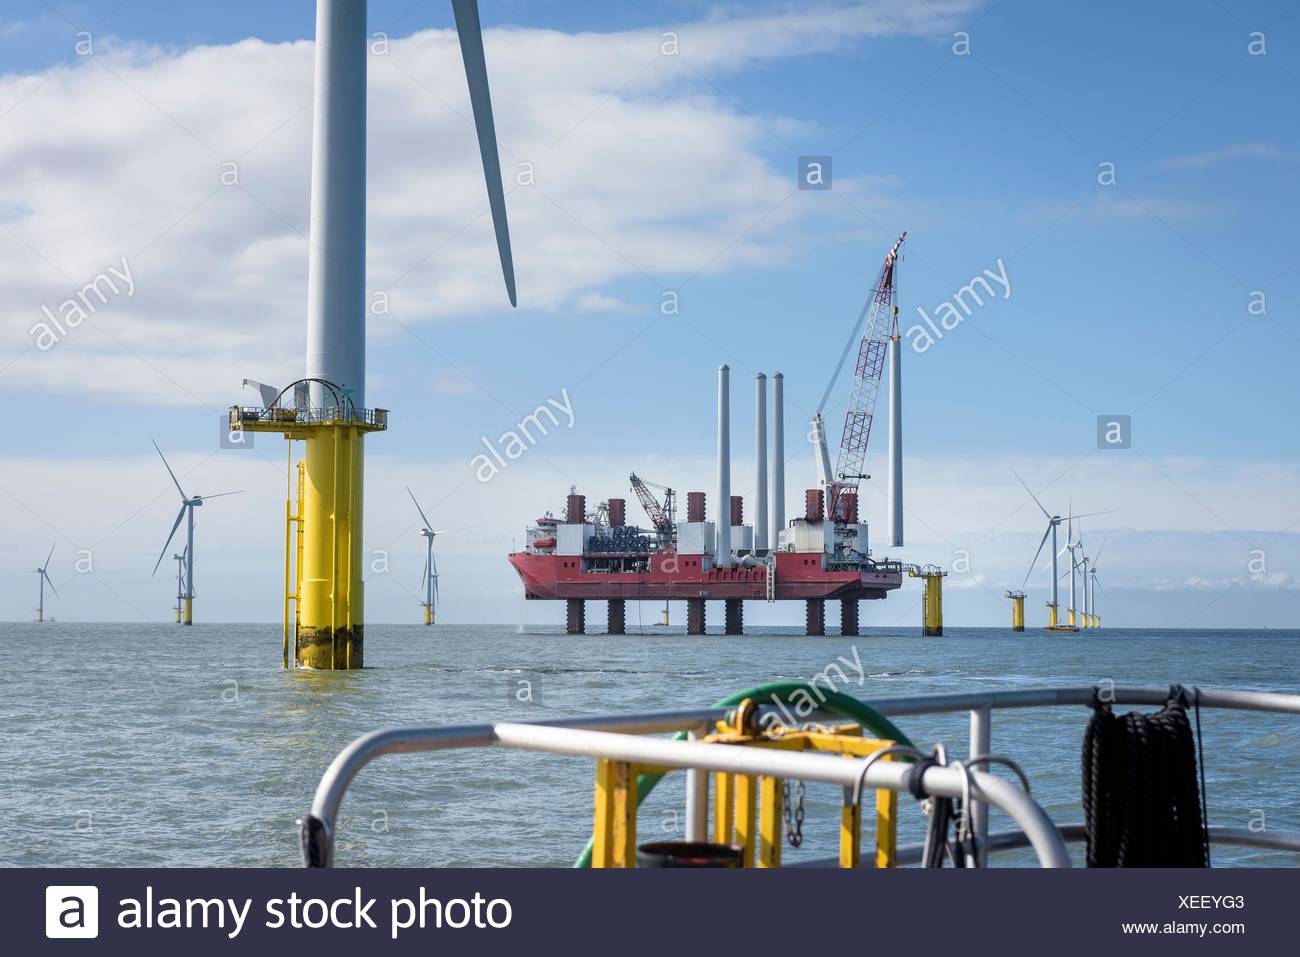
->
[{"left": 1082, "top": 687, "right": 1209, "bottom": 867}]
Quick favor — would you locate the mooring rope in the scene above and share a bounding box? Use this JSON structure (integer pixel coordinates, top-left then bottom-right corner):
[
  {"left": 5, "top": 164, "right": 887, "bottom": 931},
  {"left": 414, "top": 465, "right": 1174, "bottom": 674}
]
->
[{"left": 1082, "top": 687, "right": 1209, "bottom": 867}]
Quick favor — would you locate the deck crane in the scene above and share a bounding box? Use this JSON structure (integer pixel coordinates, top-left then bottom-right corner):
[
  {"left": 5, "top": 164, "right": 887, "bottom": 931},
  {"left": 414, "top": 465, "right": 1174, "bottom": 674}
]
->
[
  {"left": 813, "top": 232, "right": 906, "bottom": 523},
  {"left": 629, "top": 473, "right": 676, "bottom": 546}
]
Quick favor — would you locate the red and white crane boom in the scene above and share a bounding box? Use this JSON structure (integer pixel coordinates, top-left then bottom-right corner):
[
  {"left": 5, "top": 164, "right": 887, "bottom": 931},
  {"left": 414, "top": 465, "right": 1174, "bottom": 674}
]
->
[{"left": 815, "top": 232, "right": 906, "bottom": 522}]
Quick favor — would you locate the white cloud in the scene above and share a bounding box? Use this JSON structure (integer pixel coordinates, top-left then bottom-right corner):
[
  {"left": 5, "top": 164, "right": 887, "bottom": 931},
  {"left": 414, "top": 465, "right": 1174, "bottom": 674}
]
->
[
  {"left": 572, "top": 292, "right": 639, "bottom": 314},
  {"left": 1021, "top": 191, "right": 1228, "bottom": 226},
  {"left": 1160, "top": 142, "right": 1297, "bottom": 170},
  {"left": 0, "top": 2, "right": 971, "bottom": 405}
]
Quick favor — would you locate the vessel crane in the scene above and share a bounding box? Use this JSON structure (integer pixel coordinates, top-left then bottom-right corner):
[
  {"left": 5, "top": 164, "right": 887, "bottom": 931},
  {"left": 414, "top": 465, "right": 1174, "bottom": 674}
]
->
[
  {"left": 629, "top": 473, "right": 676, "bottom": 544},
  {"left": 814, "top": 232, "right": 906, "bottom": 522}
]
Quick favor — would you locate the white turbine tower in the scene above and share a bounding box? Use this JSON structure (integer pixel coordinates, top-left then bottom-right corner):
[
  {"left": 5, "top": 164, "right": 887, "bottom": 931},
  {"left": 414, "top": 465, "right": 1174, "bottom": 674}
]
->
[
  {"left": 1089, "top": 538, "right": 1107, "bottom": 628},
  {"left": 34, "top": 544, "right": 57, "bottom": 622},
  {"left": 1014, "top": 470, "right": 1111, "bottom": 631},
  {"left": 1064, "top": 509, "right": 1081, "bottom": 628},
  {"left": 151, "top": 440, "right": 242, "bottom": 625},
  {"left": 407, "top": 487, "right": 468, "bottom": 626},
  {"left": 1076, "top": 522, "right": 1091, "bottom": 629}
]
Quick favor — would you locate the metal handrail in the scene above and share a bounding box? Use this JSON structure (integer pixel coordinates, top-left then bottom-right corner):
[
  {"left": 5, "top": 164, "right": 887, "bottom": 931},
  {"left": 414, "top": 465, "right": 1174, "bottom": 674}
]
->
[
  {"left": 300, "top": 684, "right": 1300, "bottom": 868},
  {"left": 230, "top": 405, "right": 389, "bottom": 428},
  {"left": 302, "top": 721, "right": 1068, "bottom": 868},
  {"left": 783, "top": 825, "right": 1300, "bottom": 868}
]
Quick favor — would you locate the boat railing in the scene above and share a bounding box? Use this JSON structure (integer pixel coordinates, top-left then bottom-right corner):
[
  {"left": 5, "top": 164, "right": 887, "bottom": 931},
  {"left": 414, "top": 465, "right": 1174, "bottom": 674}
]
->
[{"left": 299, "top": 684, "right": 1300, "bottom": 868}]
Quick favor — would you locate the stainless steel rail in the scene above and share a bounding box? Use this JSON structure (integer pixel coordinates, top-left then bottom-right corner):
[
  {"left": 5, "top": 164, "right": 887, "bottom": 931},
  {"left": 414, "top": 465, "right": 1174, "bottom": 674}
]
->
[
  {"left": 301, "top": 684, "right": 1300, "bottom": 868},
  {"left": 787, "top": 825, "right": 1300, "bottom": 868}
]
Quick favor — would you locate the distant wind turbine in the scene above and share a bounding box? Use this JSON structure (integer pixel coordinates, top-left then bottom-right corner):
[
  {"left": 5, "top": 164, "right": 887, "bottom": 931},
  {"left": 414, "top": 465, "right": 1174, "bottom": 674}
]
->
[
  {"left": 1013, "top": 469, "right": 1113, "bottom": 631},
  {"left": 151, "top": 440, "right": 242, "bottom": 625},
  {"left": 1089, "top": 538, "right": 1107, "bottom": 628},
  {"left": 407, "top": 487, "right": 470, "bottom": 626},
  {"left": 34, "top": 544, "right": 57, "bottom": 622}
]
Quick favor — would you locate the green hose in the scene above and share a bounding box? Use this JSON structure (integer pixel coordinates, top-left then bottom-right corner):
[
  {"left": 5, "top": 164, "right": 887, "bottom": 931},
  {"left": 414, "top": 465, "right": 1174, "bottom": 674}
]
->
[{"left": 573, "top": 680, "right": 914, "bottom": 867}]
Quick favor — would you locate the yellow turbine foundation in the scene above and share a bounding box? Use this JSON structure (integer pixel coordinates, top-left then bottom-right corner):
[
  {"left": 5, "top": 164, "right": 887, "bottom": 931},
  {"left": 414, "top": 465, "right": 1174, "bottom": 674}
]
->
[
  {"left": 183, "top": 597, "right": 193, "bottom": 626},
  {"left": 909, "top": 566, "right": 947, "bottom": 637},
  {"left": 424, "top": 605, "right": 433, "bottom": 626},
  {"left": 231, "top": 404, "right": 386, "bottom": 670},
  {"left": 1048, "top": 604, "right": 1059, "bottom": 629},
  {"left": 295, "top": 427, "right": 365, "bottom": 669},
  {"left": 1007, "top": 593, "right": 1025, "bottom": 631}
]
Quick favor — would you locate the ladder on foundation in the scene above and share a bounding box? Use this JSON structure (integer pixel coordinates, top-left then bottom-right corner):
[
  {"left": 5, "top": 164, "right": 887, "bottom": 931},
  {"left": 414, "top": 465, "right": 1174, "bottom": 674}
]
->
[{"left": 765, "top": 557, "right": 776, "bottom": 602}]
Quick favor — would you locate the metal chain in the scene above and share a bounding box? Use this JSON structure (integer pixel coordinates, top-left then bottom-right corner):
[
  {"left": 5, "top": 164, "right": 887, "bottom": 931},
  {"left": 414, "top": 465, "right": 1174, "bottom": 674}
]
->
[{"left": 782, "top": 780, "right": 806, "bottom": 847}]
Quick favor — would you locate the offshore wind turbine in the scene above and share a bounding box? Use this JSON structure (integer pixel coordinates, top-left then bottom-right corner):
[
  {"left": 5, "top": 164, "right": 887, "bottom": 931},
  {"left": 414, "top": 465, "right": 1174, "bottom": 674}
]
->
[
  {"left": 1014, "top": 470, "right": 1111, "bottom": 631},
  {"left": 1065, "top": 512, "right": 1082, "bottom": 628},
  {"left": 151, "top": 440, "right": 242, "bottom": 625},
  {"left": 34, "top": 544, "right": 57, "bottom": 622},
  {"left": 229, "top": 0, "right": 516, "bottom": 669},
  {"left": 1076, "top": 522, "right": 1092, "bottom": 629},
  {"left": 407, "top": 487, "right": 468, "bottom": 625},
  {"left": 1089, "top": 538, "right": 1107, "bottom": 628}
]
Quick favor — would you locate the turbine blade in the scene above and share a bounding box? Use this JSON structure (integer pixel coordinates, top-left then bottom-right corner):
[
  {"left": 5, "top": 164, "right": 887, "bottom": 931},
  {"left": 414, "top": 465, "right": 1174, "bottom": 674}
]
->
[
  {"left": 152, "top": 439, "right": 187, "bottom": 499},
  {"left": 42, "top": 542, "right": 55, "bottom": 571},
  {"left": 1011, "top": 468, "right": 1052, "bottom": 521},
  {"left": 432, "top": 525, "right": 473, "bottom": 536},
  {"left": 420, "top": 551, "right": 429, "bottom": 593},
  {"left": 1063, "top": 509, "right": 1116, "bottom": 521},
  {"left": 452, "top": 0, "right": 517, "bottom": 307},
  {"left": 198, "top": 490, "right": 243, "bottom": 500},
  {"left": 43, "top": 570, "right": 59, "bottom": 597},
  {"left": 153, "top": 505, "right": 187, "bottom": 575},
  {"left": 1024, "top": 522, "right": 1052, "bottom": 585},
  {"left": 407, "top": 486, "right": 432, "bottom": 530},
  {"left": 1094, "top": 577, "right": 1106, "bottom": 595},
  {"left": 1093, "top": 538, "right": 1107, "bottom": 564}
]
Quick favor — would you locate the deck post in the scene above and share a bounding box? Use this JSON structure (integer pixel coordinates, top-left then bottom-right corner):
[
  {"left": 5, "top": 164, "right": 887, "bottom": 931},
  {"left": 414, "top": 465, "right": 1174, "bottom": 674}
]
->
[
  {"left": 806, "top": 598, "right": 825, "bottom": 636},
  {"left": 566, "top": 599, "right": 585, "bottom": 635},
  {"left": 687, "top": 597, "right": 706, "bottom": 635},
  {"left": 607, "top": 599, "right": 625, "bottom": 635},
  {"left": 724, "top": 598, "right": 743, "bottom": 635},
  {"left": 968, "top": 706, "right": 991, "bottom": 867},
  {"left": 841, "top": 599, "right": 859, "bottom": 636}
]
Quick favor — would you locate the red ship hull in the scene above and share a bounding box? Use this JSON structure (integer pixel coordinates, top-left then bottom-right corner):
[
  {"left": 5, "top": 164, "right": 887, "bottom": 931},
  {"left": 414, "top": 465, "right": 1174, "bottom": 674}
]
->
[{"left": 508, "top": 551, "right": 902, "bottom": 601}]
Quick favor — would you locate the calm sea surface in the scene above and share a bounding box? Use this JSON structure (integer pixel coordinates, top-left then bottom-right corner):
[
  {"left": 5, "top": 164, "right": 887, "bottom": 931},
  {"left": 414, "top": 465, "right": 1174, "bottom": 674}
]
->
[{"left": 1, "top": 622, "right": 1297, "bottom": 868}]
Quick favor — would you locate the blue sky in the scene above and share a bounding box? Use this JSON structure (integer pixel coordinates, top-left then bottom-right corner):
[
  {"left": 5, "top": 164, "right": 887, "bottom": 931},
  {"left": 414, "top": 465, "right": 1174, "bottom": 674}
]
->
[{"left": 1, "top": 1, "right": 1297, "bottom": 628}]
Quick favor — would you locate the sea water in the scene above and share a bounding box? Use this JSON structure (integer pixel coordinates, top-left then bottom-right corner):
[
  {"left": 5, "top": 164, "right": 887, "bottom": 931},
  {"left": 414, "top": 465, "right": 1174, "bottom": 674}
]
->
[{"left": 1, "top": 623, "right": 1296, "bottom": 867}]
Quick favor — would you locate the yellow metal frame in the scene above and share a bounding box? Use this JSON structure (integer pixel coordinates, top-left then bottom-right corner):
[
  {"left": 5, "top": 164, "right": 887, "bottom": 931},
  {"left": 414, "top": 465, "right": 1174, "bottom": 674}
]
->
[
  {"left": 590, "top": 716, "right": 899, "bottom": 869},
  {"left": 283, "top": 452, "right": 306, "bottom": 668}
]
